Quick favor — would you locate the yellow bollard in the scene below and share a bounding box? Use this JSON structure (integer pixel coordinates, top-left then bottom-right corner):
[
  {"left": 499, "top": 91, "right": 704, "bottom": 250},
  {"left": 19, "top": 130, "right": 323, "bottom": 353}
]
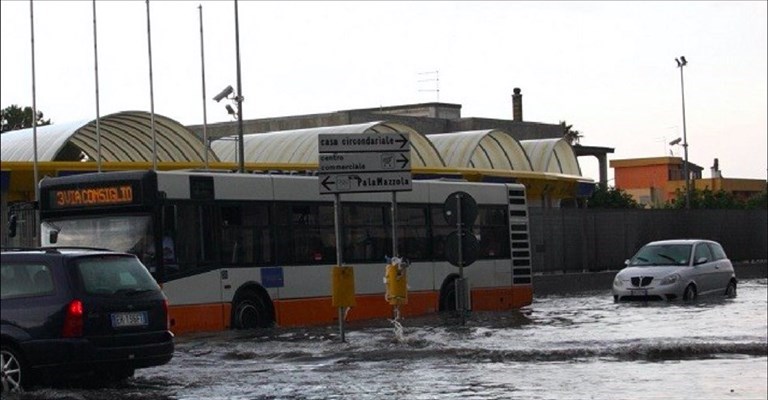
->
[
  {"left": 332, "top": 265, "right": 356, "bottom": 307},
  {"left": 385, "top": 263, "right": 408, "bottom": 306}
]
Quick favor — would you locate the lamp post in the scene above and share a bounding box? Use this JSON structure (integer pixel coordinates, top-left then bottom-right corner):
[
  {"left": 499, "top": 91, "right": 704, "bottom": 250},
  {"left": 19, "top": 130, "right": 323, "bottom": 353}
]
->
[
  {"left": 213, "top": 1, "right": 245, "bottom": 174},
  {"left": 675, "top": 56, "right": 690, "bottom": 209},
  {"left": 234, "top": 0, "right": 245, "bottom": 174}
]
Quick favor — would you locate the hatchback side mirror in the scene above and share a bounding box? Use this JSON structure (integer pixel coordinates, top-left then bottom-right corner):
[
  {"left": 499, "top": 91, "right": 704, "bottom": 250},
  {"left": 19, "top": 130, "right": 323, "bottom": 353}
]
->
[{"left": 694, "top": 257, "right": 708, "bottom": 265}]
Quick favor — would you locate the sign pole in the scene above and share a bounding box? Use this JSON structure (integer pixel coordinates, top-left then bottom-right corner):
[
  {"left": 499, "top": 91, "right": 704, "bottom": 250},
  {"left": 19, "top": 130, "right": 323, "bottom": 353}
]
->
[
  {"left": 391, "top": 192, "right": 398, "bottom": 257},
  {"left": 333, "top": 193, "right": 345, "bottom": 342},
  {"left": 456, "top": 193, "right": 466, "bottom": 325}
]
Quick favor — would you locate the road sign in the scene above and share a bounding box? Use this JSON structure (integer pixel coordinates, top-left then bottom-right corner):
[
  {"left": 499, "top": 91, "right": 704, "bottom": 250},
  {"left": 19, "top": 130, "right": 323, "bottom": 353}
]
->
[
  {"left": 318, "top": 133, "right": 413, "bottom": 194},
  {"left": 318, "top": 133, "right": 410, "bottom": 153},
  {"left": 319, "top": 152, "right": 410, "bottom": 174},
  {"left": 319, "top": 172, "right": 412, "bottom": 194},
  {"left": 443, "top": 191, "right": 478, "bottom": 226}
]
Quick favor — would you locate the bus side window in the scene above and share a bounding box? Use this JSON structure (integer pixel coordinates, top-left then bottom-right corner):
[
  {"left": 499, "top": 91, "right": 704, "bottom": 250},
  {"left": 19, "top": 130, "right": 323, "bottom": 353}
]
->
[
  {"left": 174, "top": 204, "right": 201, "bottom": 270},
  {"left": 161, "top": 206, "right": 178, "bottom": 269},
  {"left": 221, "top": 205, "right": 245, "bottom": 264},
  {"left": 476, "top": 206, "right": 510, "bottom": 259}
]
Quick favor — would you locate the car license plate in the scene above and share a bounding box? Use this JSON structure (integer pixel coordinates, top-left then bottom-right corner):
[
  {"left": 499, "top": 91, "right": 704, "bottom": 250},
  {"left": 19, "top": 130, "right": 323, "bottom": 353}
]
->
[{"left": 111, "top": 311, "right": 148, "bottom": 328}]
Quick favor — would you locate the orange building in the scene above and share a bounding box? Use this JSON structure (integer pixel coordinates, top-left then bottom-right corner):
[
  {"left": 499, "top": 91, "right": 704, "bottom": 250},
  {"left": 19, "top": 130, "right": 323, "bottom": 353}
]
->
[{"left": 610, "top": 157, "right": 765, "bottom": 207}]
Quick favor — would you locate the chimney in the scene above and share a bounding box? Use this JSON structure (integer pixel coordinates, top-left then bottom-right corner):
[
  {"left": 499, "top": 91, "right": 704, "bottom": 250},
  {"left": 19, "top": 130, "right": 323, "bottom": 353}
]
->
[
  {"left": 512, "top": 88, "right": 523, "bottom": 121},
  {"left": 711, "top": 158, "right": 721, "bottom": 178}
]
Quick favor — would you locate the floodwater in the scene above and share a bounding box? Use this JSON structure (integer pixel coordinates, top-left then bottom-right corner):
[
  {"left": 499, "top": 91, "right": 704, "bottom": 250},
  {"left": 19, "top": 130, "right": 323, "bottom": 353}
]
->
[{"left": 9, "top": 279, "right": 768, "bottom": 400}]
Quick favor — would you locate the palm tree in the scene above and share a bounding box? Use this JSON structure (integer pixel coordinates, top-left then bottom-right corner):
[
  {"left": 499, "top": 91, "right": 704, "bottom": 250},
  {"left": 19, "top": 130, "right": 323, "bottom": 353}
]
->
[{"left": 559, "top": 120, "right": 583, "bottom": 145}]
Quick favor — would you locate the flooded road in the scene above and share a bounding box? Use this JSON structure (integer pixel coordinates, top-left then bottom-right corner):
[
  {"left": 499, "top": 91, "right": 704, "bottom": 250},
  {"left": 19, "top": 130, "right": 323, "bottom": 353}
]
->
[{"left": 10, "top": 279, "right": 767, "bottom": 400}]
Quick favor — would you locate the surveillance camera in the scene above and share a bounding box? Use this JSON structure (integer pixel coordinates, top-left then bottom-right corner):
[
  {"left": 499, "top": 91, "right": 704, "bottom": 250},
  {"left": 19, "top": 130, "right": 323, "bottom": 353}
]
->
[
  {"left": 213, "top": 85, "right": 234, "bottom": 102},
  {"left": 669, "top": 138, "right": 682, "bottom": 146}
]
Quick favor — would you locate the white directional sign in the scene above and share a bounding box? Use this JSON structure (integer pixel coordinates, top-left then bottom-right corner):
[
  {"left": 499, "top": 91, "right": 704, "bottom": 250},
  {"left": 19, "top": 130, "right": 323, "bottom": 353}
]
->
[
  {"left": 320, "top": 172, "right": 412, "bottom": 194},
  {"left": 318, "top": 133, "right": 413, "bottom": 194},
  {"left": 319, "top": 152, "right": 410, "bottom": 174},
  {"left": 318, "top": 133, "right": 410, "bottom": 153}
]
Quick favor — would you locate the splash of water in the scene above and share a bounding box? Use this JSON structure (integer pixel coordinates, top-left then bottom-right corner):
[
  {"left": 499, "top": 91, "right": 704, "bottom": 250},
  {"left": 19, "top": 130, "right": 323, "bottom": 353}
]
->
[{"left": 389, "top": 306, "right": 405, "bottom": 342}]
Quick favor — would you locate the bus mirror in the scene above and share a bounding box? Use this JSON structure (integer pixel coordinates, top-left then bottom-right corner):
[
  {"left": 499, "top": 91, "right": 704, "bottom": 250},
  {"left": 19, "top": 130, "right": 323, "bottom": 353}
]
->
[
  {"left": 7, "top": 214, "right": 17, "bottom": 238},
  {"left": 43, "top": 221, "right": 61, "bottom": 244}
]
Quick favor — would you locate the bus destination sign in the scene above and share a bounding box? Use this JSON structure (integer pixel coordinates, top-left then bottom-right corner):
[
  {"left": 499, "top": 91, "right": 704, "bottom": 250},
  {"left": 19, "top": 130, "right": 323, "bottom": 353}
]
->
[{"left": 50, "top": 184, "right": 136, "bottom": 209}]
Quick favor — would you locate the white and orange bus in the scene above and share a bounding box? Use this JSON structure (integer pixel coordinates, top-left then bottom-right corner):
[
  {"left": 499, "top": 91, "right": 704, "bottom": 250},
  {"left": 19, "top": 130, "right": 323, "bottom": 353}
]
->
[{"left": 38, "top": 169, "right": 532, "bottom": 335}]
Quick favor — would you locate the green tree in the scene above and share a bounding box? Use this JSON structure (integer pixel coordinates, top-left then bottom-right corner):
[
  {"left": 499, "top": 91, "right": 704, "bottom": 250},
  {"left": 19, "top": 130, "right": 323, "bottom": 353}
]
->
[
  {"left": 587, "top": 185, "right": 641, "bottom": 208},
  {"left": 1, "top": 104, "right": 52, "bottom": 132},
  {"left": 665, "top": 187, "right": 764, "bottom": 209},
  {"left": 744, "top": 190, "right": 767, "bottom": 209}
]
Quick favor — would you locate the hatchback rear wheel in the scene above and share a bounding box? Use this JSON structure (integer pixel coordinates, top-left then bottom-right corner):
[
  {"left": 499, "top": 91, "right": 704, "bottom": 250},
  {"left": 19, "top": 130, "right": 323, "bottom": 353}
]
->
[
  {"left": 725, "top": 281, "right": 737, "bottom": 298},
  {"left": 1, "top": 345, "right": 26, "bottom": 393}
]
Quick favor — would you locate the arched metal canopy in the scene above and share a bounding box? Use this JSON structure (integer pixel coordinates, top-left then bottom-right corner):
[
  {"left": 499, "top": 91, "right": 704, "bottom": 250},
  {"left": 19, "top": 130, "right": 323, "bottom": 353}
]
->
[
  {"left": 520, "top": 138, "right": 582, "bottom": 175},
  {"left": 0, "top": 111, "right": 216, "bottom": 163},
  {"left": 427, "top": 130, "right": 534, "bottom": 171},
  {"left": 211, "top": 121, "right": 445, "bottom": 167}
]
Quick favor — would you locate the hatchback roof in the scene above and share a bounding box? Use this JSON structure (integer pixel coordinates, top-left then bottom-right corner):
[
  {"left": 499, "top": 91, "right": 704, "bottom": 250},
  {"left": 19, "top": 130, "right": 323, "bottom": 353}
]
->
[
  {"left": 1, "top": 247, "right": 120, "bottom": 256},
  {"left": 644, "top": 239, "right": 713, "bottom": 246}
]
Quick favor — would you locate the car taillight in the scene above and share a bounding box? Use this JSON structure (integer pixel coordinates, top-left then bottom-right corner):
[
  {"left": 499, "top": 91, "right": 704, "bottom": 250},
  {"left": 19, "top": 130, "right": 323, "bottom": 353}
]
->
[
  {"left": 62, "top": 299, "right": 84, "bottom": 338},
  {"left": 163, "top": 299, "right": 170, "bottom": 330}
]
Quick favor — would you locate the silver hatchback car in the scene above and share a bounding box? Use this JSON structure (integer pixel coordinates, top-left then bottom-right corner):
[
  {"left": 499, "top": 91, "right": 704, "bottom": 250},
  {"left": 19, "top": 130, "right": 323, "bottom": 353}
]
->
[{"left": 612, "top": 239, "right": 737, "bottom": 302}]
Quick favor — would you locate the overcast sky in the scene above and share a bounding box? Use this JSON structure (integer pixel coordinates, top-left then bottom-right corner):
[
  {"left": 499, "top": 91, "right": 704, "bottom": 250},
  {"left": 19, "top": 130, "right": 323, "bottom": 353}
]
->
[{"left": 1, "top": 1, "right": 766, "bottom": 183}]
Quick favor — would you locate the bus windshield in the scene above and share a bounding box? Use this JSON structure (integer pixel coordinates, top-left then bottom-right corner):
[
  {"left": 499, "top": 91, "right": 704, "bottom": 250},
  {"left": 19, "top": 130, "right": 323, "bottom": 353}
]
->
[{"left": 41, "top": 215, "right": 155, "bottom": 267}]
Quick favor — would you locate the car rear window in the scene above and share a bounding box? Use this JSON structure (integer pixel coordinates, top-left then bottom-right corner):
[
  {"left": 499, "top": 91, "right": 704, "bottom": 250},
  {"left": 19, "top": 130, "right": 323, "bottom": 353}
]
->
[
  {"left": 74, "top": 255, "right": 160, "bottom": 296},
  {"left": 1, "top": 263, "right": 54, "bottom": 299},
  {"left": 707, "top": 243, "right": 728, "bottom": 260}
]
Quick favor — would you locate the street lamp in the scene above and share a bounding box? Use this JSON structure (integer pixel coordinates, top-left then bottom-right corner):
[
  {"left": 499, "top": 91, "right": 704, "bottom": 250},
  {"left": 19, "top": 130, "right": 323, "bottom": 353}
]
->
[
  {"left": 211, "top": 0, "right": 246, "bottom": 174},
  {"left": 675, "top": 56, "right": 690, "bottom": 209}
]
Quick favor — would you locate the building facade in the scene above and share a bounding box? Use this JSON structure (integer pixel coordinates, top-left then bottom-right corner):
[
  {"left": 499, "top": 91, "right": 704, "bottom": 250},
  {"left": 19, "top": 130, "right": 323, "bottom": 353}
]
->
[{"left": 611, "top": 156, "right": 765, "bottom": 207}]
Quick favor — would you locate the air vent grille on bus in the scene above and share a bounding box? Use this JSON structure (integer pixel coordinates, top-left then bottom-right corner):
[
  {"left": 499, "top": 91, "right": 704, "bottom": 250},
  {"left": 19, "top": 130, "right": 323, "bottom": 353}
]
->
[{"left": 508, "top": 187, "right": 532, "bottom": 285}]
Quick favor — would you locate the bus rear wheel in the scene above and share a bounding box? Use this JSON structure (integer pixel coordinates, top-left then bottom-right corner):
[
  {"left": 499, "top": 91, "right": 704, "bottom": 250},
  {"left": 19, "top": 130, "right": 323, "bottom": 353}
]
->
[
  {"left": 232, "top": 290, "right": 274, "bottom": 329},
  {"left": 438, "top": 275, "right": 459, "bottom": 312}
]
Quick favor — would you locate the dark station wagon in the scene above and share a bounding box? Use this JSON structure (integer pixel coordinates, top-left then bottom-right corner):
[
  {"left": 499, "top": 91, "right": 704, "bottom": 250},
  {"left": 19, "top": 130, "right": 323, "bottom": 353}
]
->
[{"left": 1, "top": 247, "right": 174, "bottom": 393}]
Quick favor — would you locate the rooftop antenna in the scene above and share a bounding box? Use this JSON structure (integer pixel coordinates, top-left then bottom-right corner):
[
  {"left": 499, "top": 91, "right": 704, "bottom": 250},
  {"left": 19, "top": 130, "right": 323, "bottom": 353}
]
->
[{"left": 418, "top": 70, "right": 440, "bottom": 102}]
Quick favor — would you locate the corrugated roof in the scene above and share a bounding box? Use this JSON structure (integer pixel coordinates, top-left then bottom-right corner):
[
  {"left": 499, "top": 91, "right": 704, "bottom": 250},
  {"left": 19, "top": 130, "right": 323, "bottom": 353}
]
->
[
  {"left": 0, "top": 111, "right": 216, "bottom": 163},
  {"left": 520, "top": 138, "right": 582, "bottom": 175},
  {"left": 211, "top": 121, "right": 445, "bottom": 167},
  {"left": 427, "top": 130, "right": 533, "bottom": 171}
]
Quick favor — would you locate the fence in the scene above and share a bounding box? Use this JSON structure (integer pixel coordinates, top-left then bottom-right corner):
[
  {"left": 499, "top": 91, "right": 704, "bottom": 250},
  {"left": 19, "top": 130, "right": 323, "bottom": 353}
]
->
[
  {"left": 3, "top": 201, "right": 767, "bottom": 274},
  {"left": 529, "top": 208, "right": 768, "bottom": 274}
]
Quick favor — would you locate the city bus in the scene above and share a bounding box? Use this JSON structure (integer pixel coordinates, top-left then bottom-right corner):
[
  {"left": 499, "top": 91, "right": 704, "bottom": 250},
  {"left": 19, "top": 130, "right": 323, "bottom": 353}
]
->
[{"left": 37, "top": 169, "right": 533, "bottom": 335}]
